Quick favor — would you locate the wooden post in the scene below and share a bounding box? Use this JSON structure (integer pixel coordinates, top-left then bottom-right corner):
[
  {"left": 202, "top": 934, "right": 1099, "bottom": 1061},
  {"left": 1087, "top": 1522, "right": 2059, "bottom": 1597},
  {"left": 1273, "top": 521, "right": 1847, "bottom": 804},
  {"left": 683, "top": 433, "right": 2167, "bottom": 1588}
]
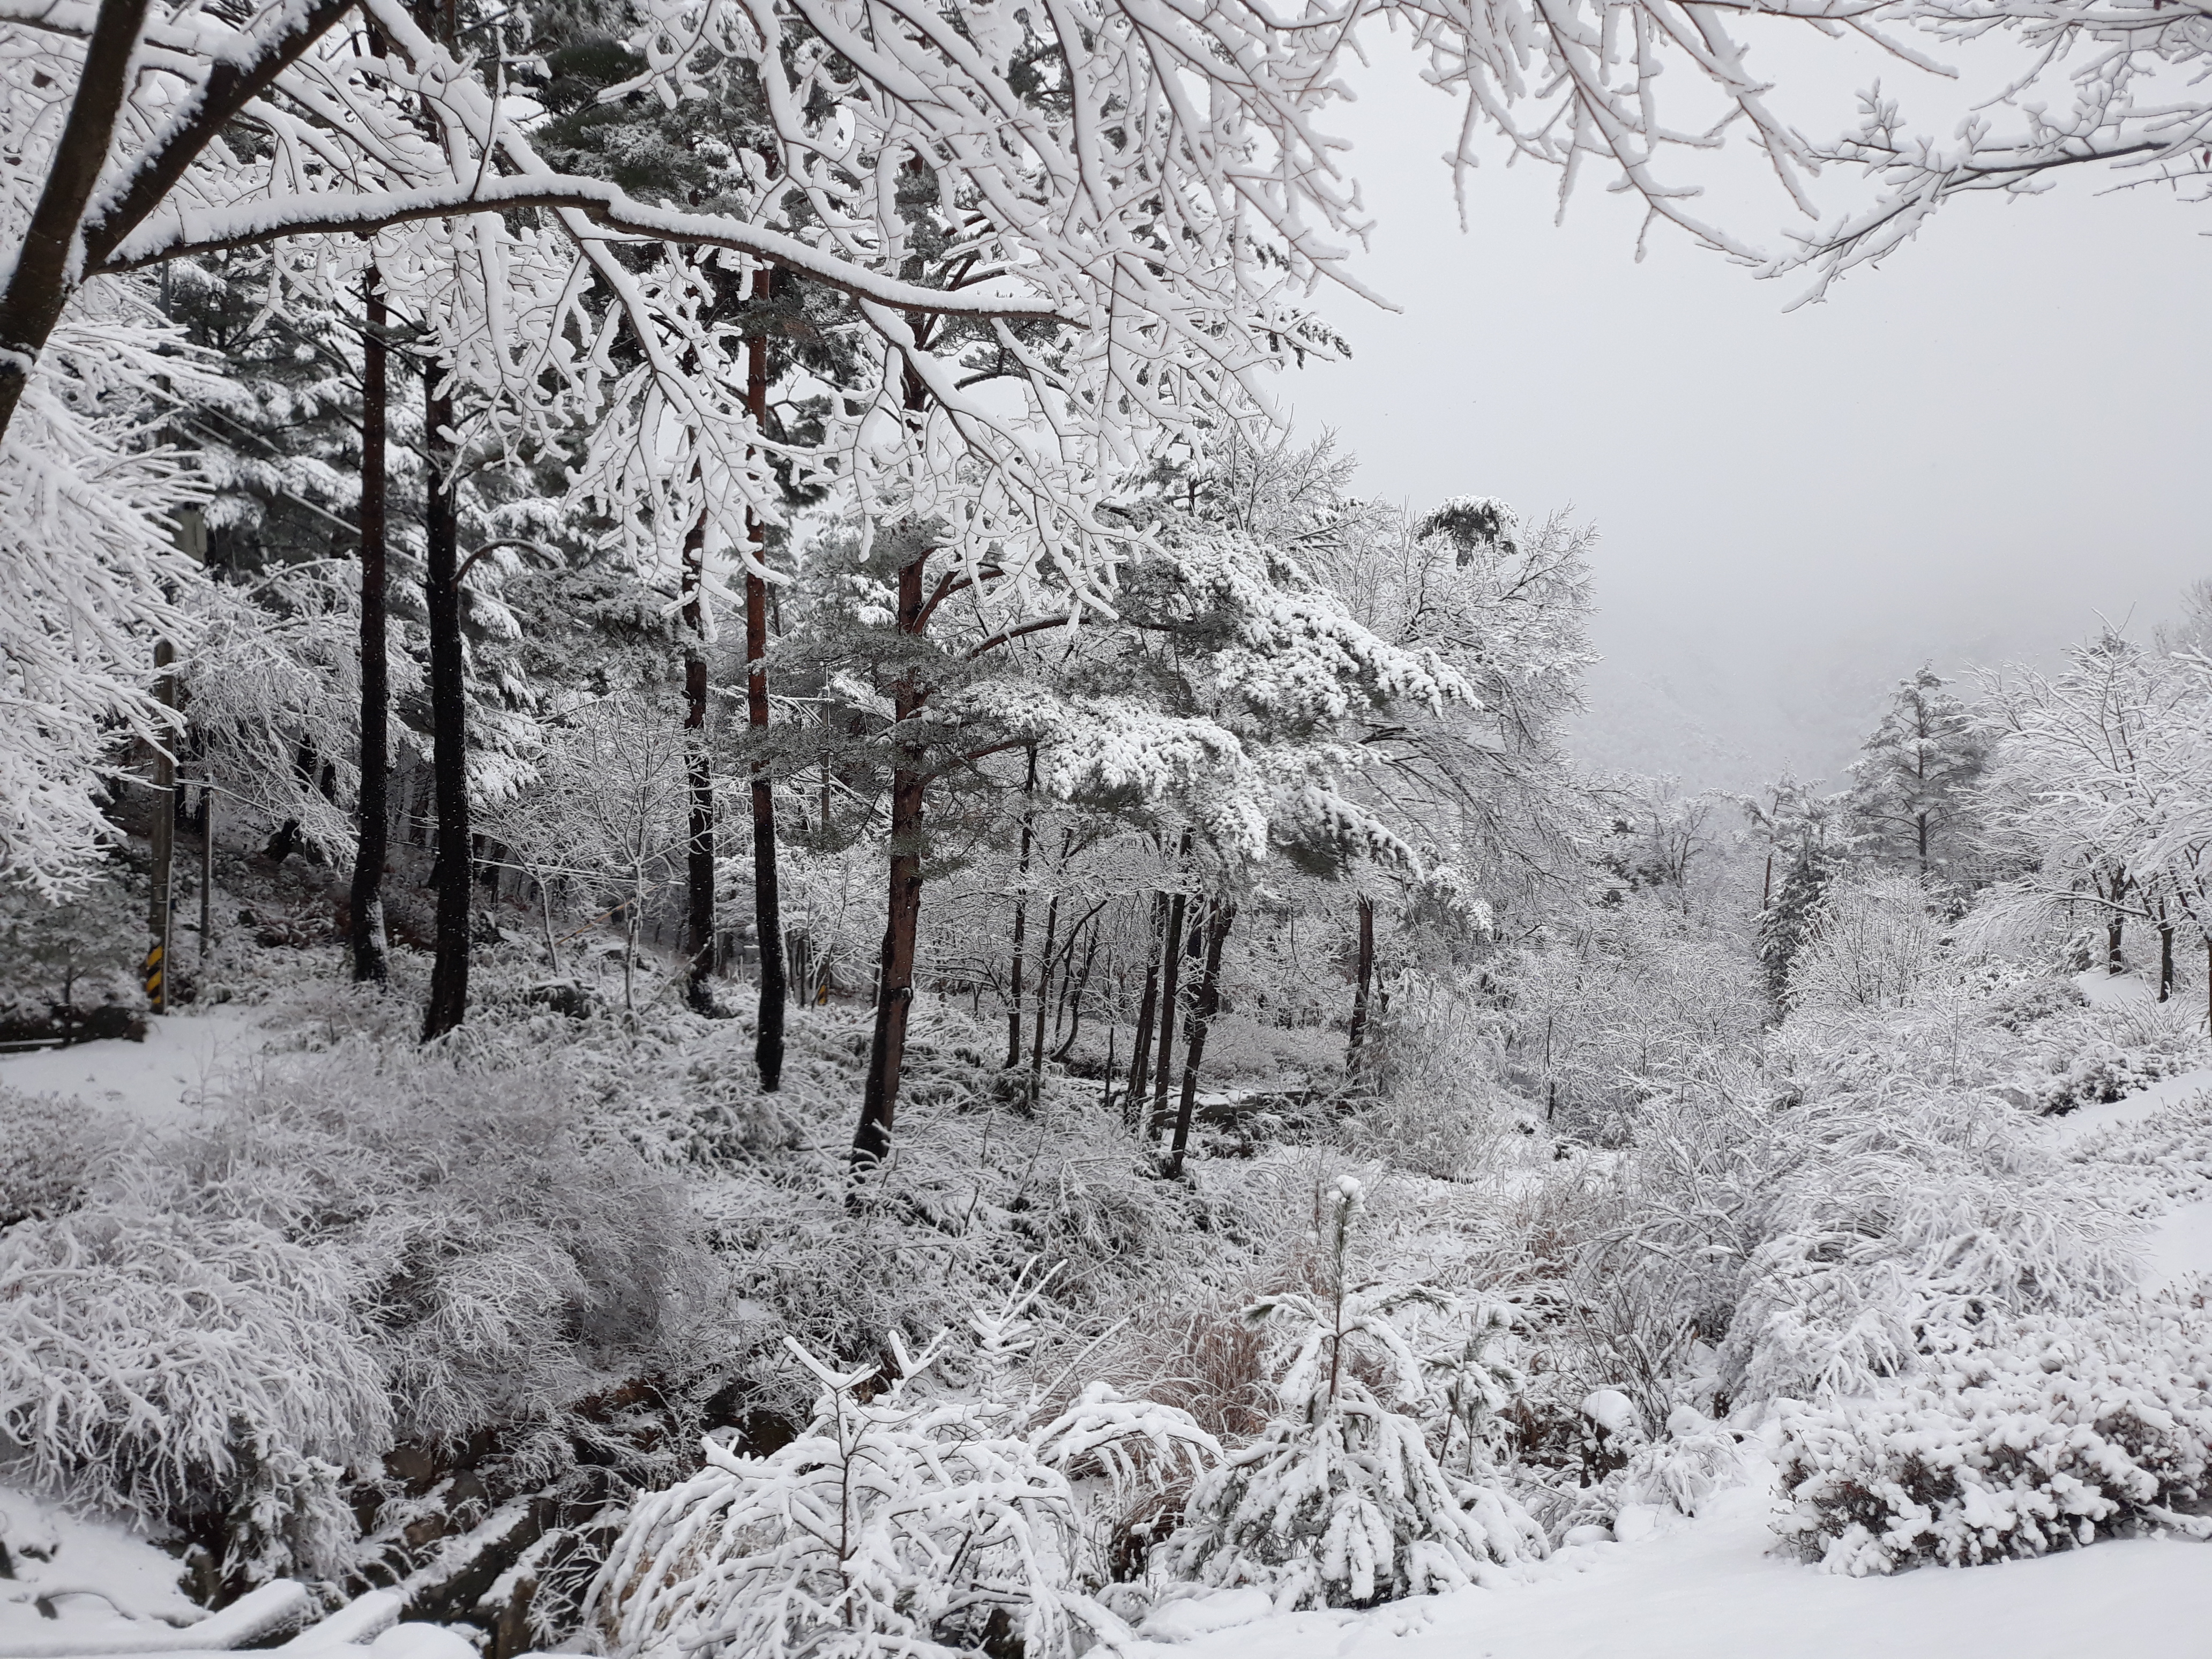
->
[
  {"left": 144, "top": 508, "right": 204, "bottom": 1012},
  {"left": 199, "top": 779, "right": 213, "bottom": 962},
  {"left": 144, "top": 637, "right": 174, "bottom": 1014}
]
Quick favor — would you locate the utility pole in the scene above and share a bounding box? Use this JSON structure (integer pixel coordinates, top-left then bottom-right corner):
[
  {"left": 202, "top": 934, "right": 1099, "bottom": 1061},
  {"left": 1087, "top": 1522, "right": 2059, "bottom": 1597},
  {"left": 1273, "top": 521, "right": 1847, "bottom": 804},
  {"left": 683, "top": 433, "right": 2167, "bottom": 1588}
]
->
[
  {"left": 144, "top": 634, "right": 174, "bottom": 1013},
  {"left": 199, "top": 776, "right": 214, "bottom": 963},
  {"left": 144, "top": 507, "right": 206, "bottom": 1012}
]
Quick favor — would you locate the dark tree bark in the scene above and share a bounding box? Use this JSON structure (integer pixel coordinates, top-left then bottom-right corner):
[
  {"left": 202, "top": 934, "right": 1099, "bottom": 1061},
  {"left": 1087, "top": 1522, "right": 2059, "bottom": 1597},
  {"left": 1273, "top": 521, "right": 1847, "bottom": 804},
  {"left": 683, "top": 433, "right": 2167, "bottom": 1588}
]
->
[
  {"left": 680, "top": 509, "right": 716, "bottom": 1014},
  {"left": 421, "top": 369, "right": 469, "bottom": 1041},
  {"left": 1026, "top": 863, "right": 1063, "bottom": 1109},
  {"left": 1005, "top": 746, "right": 1038, "bottom": 1068},
  {"left": 0, "top": 0, "right": 356, "bottom": 446},
  {"left": 745, "top": 292, "right": 787, "bottom": 1088},
  {"left": 1148, "top": 887, "right": 1193, "bottom": 1138},
  {"left": 1345, "top": 894, "right": 1376, "bottom": 1077},
  {"left": 2158, "top": 908, "right": 2174, "bottom": 1002},
  {"left": 0, "top": 0, "right": 159, "bottom": 439},
  {"left": 349, "top": 272, "right": 391, "bottom": 984},
  {"left": 1051, "top": 908, "right": 1103, "bottom": 1063},
  {"left": 1124, "top": 890, "right": 1167, "bottom": 1127},
  {"left": 851, "top": 548, "right": 930, "bottom": 1176},
  {"left": 1165, "top": 901, "right": 1236, "bottom": 1179}
]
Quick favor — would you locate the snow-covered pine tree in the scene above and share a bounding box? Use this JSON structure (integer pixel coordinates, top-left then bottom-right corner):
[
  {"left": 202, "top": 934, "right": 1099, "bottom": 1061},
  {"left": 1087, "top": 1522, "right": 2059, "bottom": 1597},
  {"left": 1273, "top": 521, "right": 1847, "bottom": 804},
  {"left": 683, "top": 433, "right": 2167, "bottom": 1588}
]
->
[
  {"left": 1746, "top": 777, "right": 1856, "bottom": 1003},
  {"left": 1169, "top": 1176, "right": 1543, "bottom": 1610},
  {"left": 1846, "top": 666, "right": 1988, "bottom": 883}
]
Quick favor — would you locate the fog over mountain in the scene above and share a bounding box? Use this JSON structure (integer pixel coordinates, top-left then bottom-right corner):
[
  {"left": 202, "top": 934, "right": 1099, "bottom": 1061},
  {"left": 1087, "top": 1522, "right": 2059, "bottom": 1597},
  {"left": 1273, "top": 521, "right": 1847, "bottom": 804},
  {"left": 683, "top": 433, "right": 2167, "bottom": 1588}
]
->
[{"left": 1292, "top": 36, "right": 2211, "bottom": 794}]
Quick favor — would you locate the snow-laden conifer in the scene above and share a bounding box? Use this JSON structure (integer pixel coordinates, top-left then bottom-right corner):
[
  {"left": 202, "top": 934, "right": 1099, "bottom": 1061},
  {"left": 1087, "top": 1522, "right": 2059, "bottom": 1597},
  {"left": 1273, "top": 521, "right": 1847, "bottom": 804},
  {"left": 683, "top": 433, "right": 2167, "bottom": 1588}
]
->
[{"left": 1169, "top": 1177, "right": 1544, "bottom": 1609}]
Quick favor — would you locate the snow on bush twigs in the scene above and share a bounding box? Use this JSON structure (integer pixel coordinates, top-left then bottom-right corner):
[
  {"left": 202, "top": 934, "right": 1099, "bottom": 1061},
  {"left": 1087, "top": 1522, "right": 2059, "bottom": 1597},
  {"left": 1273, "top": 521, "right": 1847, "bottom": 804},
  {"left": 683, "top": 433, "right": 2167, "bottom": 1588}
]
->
[
  {"left": 1775, "top": 1307, "right": 2212, "bottom": 1575},
  {"left": 590, "top": 1325, "right": 1134, "bottom": 1659},
  {"left": 0, "top": 1203, "right": 387, "bottom": 1585}
]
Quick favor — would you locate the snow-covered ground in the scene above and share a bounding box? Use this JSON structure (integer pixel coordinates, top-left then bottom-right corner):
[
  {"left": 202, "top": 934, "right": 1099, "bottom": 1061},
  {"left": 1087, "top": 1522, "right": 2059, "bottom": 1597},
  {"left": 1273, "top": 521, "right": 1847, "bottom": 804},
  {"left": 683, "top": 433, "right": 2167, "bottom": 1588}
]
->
[
  {"left": 0, "top": 1010, "right": 268, "bottom": 1128},
  {"left": 0, "top": 1490, "right": 203, "bottom": 1653},
  {"left": 1132, "top": 1482, "right": 2212, "bottom": 1659},
  {"left": 1137, "top": 1044, "right": 2212, "bottom": 1659},
  {"left": 5, "top": 1005, "right": 2208, "bottom": 1659}
]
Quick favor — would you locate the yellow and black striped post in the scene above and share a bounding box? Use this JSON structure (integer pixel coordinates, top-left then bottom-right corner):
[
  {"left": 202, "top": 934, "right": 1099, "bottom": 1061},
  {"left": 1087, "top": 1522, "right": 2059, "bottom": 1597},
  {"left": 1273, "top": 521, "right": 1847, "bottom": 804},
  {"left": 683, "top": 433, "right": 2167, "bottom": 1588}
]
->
[{"left": 142, "top": 938, "right": 165, "bottom": 1010}]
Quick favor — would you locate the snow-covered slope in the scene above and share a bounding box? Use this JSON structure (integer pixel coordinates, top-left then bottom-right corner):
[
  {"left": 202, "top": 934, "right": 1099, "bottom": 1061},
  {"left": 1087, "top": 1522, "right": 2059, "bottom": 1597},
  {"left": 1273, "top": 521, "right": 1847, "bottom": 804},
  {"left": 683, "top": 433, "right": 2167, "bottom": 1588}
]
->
[
  {"left": 1138, "top": 1046, "right": 2212, "bottom": 1659},
  {"left": 1132, "top": 1479, "right": 2212, "bottom": 1659}
]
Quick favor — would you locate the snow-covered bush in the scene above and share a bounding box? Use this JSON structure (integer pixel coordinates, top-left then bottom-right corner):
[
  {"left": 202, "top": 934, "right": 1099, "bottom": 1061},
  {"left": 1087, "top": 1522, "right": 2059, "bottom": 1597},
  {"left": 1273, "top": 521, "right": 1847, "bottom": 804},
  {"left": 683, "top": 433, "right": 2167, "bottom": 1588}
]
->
[
  {"left": 1776, "top": 1307, "right": 2212, "bottom": 1574},
  {"left": 2009, "top": 992, "right": 2207, "bottom": 1116},
  {"left": 592, "top": 1327, "right": 1137, "bottom": 1659},
  {"left": 0, "top": 1087, "right": 117, "bottom": 1225},
  {"left": 2068, "top": 1088, "right": 2212, "bottom": 1213},
  {"left": 1725, "top": 1087, "right": 2138, "bottom": 1404},
  {"left": 1786, "top": 873, "right": 1943, "bottom": 1016},
  {"left": 0, "top": 1198, "right": 388, "bottom": 1583},
  {"left": 1168, "top": 1177, "right": 1543, "bottom": 1610},
  {"left": 168, "top": 1044, "right": 716, "bottom": 1478}
]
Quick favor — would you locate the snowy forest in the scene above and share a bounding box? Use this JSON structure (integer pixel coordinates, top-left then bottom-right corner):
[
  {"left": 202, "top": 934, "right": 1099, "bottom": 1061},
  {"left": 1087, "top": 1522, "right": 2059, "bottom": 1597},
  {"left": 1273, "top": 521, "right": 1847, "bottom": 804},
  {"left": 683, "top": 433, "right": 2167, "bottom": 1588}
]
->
[{"left": 2, "top": 0, "right": 2210, "bottom": 1654}]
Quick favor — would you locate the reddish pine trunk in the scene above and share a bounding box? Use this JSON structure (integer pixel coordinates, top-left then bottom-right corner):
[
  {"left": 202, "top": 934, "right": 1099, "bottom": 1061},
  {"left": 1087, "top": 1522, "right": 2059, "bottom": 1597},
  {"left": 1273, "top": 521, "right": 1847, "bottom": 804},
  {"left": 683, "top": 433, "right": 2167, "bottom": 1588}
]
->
[
  {"left": 745, "top": 305, "right": 786, "bottom": 1087},
  {"left": 349, "top": 273, "right": 391, "bottom": 984},
  {"left": 1165, "top": 902, "right": 1236, "bottom": 1178},
  {"left": 852, "top": 551, "right": 930, "bottom": 1176}
]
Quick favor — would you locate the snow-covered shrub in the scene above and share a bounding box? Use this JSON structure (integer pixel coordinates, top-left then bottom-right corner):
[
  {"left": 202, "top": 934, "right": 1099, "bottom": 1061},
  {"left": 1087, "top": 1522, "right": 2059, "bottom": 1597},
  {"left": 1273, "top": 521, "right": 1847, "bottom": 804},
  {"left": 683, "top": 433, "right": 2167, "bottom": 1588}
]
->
[
  {"left": 2010, "top": 992, "right": 2207, "bottom": 1116},
  {"left": 1786, "top": 873, "right": 1942, "bottom": 1016},
  {"left": 1168, "top": 1177, "right": 1543, "bottom": 1610},
  {"left": 1775, "top": 1307, "right": 2212, "bottom": 1574},
  {"left": 592, "top": 1331, "right": 1131, "bottom": 1659},
  {"left": 2068, "top": 1088, "right": 2212, "bottom": 1212},
  {"left": 0, "top": 1198, "right": 388, "bottom": 1583},
  {"left": 1506, "top": 900, "right": 1765, "bottom": 1135},
  {"left": 1725, "top": 1087, "right": 2138, "bottom": 1404},
  {"left": 1567, "top": 1018, "right": 2140, "bottom": 1415},
  {"left": 169, "top": 1043, "right": 716, "bottom": 1476},
  {"left": 0, "top": 1087, "right": 117, "bottom": 1225}
]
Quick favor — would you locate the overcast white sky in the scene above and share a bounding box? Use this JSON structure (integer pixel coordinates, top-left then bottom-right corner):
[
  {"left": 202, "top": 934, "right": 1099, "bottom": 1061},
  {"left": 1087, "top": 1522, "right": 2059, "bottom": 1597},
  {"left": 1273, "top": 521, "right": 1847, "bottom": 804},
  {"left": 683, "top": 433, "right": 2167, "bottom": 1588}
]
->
[{"left": 1286, "top": 33, "right": 2212, "bottom": 788}]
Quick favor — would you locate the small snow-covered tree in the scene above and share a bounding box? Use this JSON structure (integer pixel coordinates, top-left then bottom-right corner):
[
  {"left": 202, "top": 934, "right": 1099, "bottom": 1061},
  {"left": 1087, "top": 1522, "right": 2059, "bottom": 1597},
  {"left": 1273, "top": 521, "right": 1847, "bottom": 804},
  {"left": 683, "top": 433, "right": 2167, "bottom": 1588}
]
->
[
  {"left": 591, "top": 1329, "right": 1131, "bottom": 1659},
  {"left": 1169, "top": 1176, "right": 1543, "bottom": 1610},
  {"left": 1745, "top": 776, "right": 1857, "bottom": 1002},
  {"left": 1977, "top": 629, "right": 2212, "bottom": 991},
  {"left": 1847, "top": 667, "right": 1987, "bottom": 881},
  {"left": 532, "top": 693, "right": 691, "bottom": 1012}
]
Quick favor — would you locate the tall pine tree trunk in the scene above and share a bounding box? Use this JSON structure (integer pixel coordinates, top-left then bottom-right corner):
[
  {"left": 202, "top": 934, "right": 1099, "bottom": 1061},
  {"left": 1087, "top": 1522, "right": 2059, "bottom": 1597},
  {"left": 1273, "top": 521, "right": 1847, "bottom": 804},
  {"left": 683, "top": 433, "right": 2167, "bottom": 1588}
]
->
[
  {"left": 1026, "top": 862, "right": 1062, "bottom": 1108},
  {"left": 1147, "top": 887, "right": 1191, "bottom": 1137},
  {"left": 1165, "top": 901, "right": 1235, "bottom": 1178},
  {"left": 349, "top": 272, "right": 390, "bottom": 984},
  {"left": 421, "top": 368, "right": 469, "bottom": 1041},
  {"left": 681, "top": 511, "right": 716, "bottom": 1015},
  {"left": 1345, "top": 893, "right": 1375, "bottom": 1078},
  {"left": 1006, "top": 746, "right": 1037, "bottom": 1068},
  {"left": 1124, "top": 889, "right": 1166, "bottom": 1126},
  {"left": 851, "top": 548, "right": 929, "bottom": 1176},
  {"left": 746, "top": 292, "right": 786, "bottom": 1088}
]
